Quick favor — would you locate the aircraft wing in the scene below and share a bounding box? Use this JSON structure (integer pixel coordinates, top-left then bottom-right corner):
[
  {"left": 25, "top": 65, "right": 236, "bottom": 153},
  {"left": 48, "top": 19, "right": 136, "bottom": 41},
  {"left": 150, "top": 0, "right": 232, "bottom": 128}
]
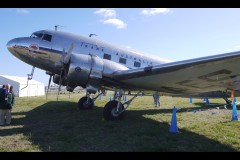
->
[{"left": 111, "top": 51, "right": 240, "bottom": 98}]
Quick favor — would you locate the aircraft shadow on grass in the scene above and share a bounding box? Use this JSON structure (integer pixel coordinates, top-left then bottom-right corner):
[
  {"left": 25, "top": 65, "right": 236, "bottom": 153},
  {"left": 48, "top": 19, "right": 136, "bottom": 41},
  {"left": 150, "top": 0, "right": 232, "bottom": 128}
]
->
[{"left": 0, "top": 101, "right": 238, "bottom": 152}]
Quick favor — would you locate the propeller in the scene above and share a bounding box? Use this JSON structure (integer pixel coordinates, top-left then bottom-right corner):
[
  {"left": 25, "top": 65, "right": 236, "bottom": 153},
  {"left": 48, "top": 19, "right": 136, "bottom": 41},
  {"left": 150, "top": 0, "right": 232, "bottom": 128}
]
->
[
  {"left": 57, "top": 69, "right": 65, "bottom": 101},
  {"left": 45, "top": 73, "right": 53, "bottom": 100},
  {"left": 56, "top": 43, "right": 74, "bottom": 101},
  {"left": 64, "top": 43, "right": 74, "bottom": 64}
]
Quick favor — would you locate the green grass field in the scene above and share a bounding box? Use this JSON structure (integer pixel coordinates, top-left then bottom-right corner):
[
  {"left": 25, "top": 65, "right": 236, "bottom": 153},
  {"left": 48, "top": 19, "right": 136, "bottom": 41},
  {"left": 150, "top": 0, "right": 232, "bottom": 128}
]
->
[{"left": 0, "top": 92, "right": 240, "bottom": 152}]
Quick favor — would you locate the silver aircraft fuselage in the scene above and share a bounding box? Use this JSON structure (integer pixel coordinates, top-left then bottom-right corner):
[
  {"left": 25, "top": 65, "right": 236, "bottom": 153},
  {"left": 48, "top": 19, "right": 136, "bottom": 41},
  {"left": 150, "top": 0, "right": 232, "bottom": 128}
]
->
[
  {"left": 7, "top": 30, "right": 169, "bottom": 77},
  {"left": 7, "top": 30, "right": 172, "bottom": 93}
]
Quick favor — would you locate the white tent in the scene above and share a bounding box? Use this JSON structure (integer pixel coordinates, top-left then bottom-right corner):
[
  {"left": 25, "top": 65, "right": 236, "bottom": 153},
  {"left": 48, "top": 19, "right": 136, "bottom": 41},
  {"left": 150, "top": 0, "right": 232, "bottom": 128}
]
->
[{"left": 0, "top": 75, "right": 45, "bottom": 97}]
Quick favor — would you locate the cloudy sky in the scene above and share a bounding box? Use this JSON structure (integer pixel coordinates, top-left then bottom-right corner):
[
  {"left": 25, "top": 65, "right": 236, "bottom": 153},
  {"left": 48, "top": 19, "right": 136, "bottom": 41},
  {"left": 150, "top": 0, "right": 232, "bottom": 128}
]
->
[{"left": 1, "top": 8, "right": 240, "bottom": 85}]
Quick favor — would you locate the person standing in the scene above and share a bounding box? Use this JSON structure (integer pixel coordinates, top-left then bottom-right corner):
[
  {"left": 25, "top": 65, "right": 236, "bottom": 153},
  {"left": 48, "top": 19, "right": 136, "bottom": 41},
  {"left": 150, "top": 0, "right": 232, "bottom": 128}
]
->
[
  {"left": 9, "top": 85, "right": 15, "bottom": 113},
  {"left": 153, "top": 91, "right": 160, "bottom": 107},
  {"left": 0, "top": 85, "right": 5, "bottom": 107},
  {"left": 0, "top": 84, "right": 14, "bottom": 126},
  {"left": 0, "top": 85, "right": 5, "bottom": 93}
]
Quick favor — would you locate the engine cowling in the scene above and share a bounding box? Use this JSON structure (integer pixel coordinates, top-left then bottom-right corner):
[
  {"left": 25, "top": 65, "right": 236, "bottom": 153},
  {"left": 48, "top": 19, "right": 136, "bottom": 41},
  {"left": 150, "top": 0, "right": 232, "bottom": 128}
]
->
[
  {"left": 67, "top": 53, "right": 128, "bottom": 94},
  {"left": 67, "top": 54, "right": 103, "bottom": 94},
  {"left": 53, "top": 74, "right": 68, "bottom": 86}
]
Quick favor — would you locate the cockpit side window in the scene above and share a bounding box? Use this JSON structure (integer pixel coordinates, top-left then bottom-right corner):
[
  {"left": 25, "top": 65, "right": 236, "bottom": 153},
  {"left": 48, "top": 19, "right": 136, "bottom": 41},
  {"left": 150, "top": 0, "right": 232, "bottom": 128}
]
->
[
  {"left": 30, "top": 33, "right": 43, "bottom": 39},
  {"left": 42, "top": 34, "right": 52, "bottom": 42}
]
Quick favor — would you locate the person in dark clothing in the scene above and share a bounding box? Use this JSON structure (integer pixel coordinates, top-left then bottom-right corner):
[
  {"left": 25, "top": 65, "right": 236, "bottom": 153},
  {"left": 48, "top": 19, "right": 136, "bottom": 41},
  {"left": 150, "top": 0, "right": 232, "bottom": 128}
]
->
[
  {"left": 0, "top": 84, "right": 14, "bottom": 126},
  {"left": 0, "top": 85, "right": 5, "bottom": 93},
  {"left": 0, "top": 85, "right": 6, "bottom": 105}
]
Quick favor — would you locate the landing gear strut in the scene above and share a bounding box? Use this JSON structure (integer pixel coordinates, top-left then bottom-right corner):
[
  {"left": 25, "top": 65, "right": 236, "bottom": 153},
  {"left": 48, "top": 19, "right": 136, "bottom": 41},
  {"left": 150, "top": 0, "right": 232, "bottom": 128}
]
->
[
  {"left": 78, "top": 96, "right": 94, "bottom": 110},
  {"left": 78, "top": 91, "right": 104, "bottom": 110},
  {"left": 103, "top": 90, "right": 142, "bottom": 121},
  {"left": 223, "top": 97, "right": 232, "bottom": 106},
  {"left": 103, "top": 100, "right": 124, "bottom": 121}
]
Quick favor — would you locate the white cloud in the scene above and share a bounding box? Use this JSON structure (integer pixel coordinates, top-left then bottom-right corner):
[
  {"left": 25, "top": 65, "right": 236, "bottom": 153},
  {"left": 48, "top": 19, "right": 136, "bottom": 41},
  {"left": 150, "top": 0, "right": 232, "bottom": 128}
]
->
[
  {"left": 103, "top": 18, "right": 127, "bottom": 29},
  {"left": 94, "top": 8, "right": 116, "bottom": 18},
  {"left": 94, "top": 9, "right": 127, "bottom": 29},
  {"left": 17, "top": 9, "right": 30, "bottom": 14},
  {"left": 235, "top": 45, "right": 240, "bottom": 48},
  {"left": 141, "top": 8, "right": 171, "bottom": 16}
]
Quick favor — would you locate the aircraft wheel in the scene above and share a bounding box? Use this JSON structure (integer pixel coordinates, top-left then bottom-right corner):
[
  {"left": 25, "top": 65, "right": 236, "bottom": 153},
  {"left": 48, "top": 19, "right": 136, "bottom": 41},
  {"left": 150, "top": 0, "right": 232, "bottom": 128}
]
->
[
  {"left": 225, "top": 99, "right": 232, "bottom": 106},
  {"left": 78, "top": 96, "right": 94, "bottom": 110},
  {"left": 226, "top": 101, "right": 232, "bottom": 106},
  {"left": 103, "top": 100, "right": 124, "bottom": 121}
]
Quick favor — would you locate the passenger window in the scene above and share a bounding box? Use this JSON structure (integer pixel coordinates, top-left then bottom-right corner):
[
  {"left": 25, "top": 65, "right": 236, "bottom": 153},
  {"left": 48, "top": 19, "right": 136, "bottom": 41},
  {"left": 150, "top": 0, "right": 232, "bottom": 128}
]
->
[
  {"left": 103, "top": 53, "right": 111, "bottom": 60},
  {"left": 42, "top": 34, "right": 52, "bottom": 42},
  {"left": 134, "top": 61, "right": 141, "bottom": 67},
  {"left": 119, "top": 58, "right": 126, "bottom": 64}
]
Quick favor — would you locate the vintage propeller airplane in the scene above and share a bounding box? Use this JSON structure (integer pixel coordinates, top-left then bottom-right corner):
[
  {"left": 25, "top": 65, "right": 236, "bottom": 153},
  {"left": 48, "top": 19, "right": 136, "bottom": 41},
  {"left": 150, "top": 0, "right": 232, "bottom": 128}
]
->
[{"left": 7, "top": 30, "right": 240, "bottom": 120}]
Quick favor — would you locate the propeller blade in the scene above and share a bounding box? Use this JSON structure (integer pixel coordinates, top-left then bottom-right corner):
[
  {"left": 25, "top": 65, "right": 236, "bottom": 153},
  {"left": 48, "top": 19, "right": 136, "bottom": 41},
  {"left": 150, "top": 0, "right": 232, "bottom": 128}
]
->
[
  {"left": 61, "top": 48, "right": 66, "bottom": 62},
  {"left": 54, "top": 48, "right": 66, "bottom": 68},
  {"left": 46, "top": 75, "right": 52, "bottom": 100},
  {"left": 64, "top": 43, "right": 74, "bottom": 64},
  {"left": 56, "top": 43, "right": 73, "bottom": 101},
  {"left": 48, "top": 75, "right": 52, "bottom": 90},
  {"left": 57, "top": 70, "right": 64, "bottom": 101}
]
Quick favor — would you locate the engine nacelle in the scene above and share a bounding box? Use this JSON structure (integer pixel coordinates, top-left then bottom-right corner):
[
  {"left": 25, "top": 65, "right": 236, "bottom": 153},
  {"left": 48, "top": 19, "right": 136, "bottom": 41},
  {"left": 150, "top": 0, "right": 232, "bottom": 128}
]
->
[
  {"left": 53, "top": 74, "right": 68, "bottom": 86},
  {"left": 67, "top": 54, "right": 103, "bottom": 94},
  {"left": 67, "top": 53, "right": 128, "bottom": 94}
]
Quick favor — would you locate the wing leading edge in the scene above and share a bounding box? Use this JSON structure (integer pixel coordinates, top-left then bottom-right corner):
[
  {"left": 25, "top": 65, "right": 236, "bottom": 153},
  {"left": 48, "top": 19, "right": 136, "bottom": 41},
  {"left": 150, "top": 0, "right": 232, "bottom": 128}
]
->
[{"left": 111, "top": 51, "right": 240, "bottom": 97}]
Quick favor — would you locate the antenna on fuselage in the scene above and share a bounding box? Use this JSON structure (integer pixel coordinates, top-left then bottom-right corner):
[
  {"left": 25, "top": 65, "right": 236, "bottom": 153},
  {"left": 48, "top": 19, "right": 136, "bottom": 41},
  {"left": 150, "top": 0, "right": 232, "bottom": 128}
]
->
[
  {"left": 89, "top": 34, "right": 97, "bottom": 37},
  {"left": 54, "top": 25, "right": 66, "bottom": 31}
]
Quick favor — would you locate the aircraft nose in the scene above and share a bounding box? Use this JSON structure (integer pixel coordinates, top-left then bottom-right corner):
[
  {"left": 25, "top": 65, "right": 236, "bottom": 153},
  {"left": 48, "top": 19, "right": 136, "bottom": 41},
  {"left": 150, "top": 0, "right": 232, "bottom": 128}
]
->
[{"left": 6, "top": 38, "right": 18, "bottom": 52}]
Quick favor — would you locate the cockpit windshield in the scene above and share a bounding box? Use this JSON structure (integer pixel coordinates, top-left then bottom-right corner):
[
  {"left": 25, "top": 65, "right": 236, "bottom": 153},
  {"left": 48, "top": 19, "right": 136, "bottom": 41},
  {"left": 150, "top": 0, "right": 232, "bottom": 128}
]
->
[{"left": 30, "top": 32, "right": 43, "bottom": 39}]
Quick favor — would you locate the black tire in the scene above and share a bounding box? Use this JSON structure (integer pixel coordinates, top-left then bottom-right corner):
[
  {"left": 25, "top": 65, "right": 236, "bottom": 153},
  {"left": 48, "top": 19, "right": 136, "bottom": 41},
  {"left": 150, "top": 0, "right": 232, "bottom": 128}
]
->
[
  {"left": 78, "top": 96, "right": 94, "bottom": 110},
  {"left": 226, "top": 100, "right": 232, "bottom": 106},
  {"left": 103, "top": 100, "right": 124, "bottom": 121}
]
